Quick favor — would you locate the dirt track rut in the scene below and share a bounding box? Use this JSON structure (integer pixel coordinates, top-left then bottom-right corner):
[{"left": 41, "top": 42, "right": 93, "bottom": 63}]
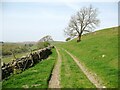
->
[
  {"left": 48, "top": 47, "right": 61, "bottom": 88},
  {"left": 63, "top": 49, "right": 106, "bottom": 88}
]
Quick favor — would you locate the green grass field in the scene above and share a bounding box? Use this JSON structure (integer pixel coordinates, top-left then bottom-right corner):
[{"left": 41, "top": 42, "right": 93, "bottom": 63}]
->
[
  {"left": 2, "top": 42, "right": 52, "bottom": 64},
  {"left": 2, "top": 26, "right": 118, "bottom": 88},
  {"left": 56, "top": 27, "right": 118, "bottom": 88},
  {"left": 2, "top": 43, "right": 38, "bottom": 63},
  {"left": 59, "top": 48, "right": 95, "bottom": 88},
  {"left": 2, "top": 48, "right": 57, "bottom": 88},
  {"left": 2, "top": 52, "right": 30, "bottom": 63}
]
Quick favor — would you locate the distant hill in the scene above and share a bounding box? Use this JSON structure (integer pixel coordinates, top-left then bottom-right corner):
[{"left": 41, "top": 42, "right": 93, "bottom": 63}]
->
[
  {"left": 50, "top": 41, "right": 65, "bottom": 45},
  {"left": 2, "top": 41, "right": 37, "bottom": 45},
  {"left": 19, "top": 41, "right": 37, "bottom": 44},
  {"left": 0, "top": 41, "right": 4, "bottom": 43}
]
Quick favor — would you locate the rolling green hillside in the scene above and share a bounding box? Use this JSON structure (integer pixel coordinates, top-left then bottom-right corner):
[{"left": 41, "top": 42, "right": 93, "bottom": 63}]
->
[
  {"left": 56, "top": 27, "right": 118, "bottom": 88},
  {"left": 2, "top": 27, "right": 118, "bottom": 88}
]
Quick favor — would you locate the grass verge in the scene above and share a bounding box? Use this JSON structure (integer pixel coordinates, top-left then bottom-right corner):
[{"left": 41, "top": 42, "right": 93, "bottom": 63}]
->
[{"left": 2, "top": 48, "right": 57, "bottom": 88}]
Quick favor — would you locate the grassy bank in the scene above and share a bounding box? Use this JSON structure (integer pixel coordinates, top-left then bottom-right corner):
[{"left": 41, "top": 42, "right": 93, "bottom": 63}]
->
[
  {"left": 2, "top": 48, "right": 57, "bottom": 88},
  {"left": 56, "top": 27, "right": 118, "bottom": 88}
]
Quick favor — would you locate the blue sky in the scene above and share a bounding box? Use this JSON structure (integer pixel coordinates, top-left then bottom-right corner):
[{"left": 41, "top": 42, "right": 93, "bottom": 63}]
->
[{"left": 0, "top": 1, "right": 118, "bottom": 42}]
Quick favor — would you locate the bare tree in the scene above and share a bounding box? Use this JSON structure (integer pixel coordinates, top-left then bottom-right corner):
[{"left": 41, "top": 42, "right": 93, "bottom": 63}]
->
[
  {"left": 64, "top": 5, "right": 100, "bottom": 42},
  {"left": 65, "top": 37, "right": 71, "bottom": 41},
  {"left": 39, "top": 35, "right": 53, "bottom": 42}
]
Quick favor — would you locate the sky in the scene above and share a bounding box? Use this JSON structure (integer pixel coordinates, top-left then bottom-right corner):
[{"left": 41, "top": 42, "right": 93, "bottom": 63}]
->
[{"left": 0, "top": 0, "right": 118, "bottom": 42}]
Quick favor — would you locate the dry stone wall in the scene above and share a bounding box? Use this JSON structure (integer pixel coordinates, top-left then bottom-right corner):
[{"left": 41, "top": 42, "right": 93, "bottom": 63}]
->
[{"left": 2, "top": 45, "right": 54, "bottom": 80}]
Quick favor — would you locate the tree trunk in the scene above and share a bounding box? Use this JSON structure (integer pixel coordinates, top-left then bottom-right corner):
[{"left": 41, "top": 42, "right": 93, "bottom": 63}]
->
[{"left": 77, "top": 34, "right": 81, "bottom": 42}]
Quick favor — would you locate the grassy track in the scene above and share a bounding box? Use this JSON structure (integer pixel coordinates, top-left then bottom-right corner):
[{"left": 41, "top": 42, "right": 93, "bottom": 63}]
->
[
  {"left": 2, "top": 48, "right": 57, "bottom": 88},
  {"left": 59, "top": 48, "right": 95, "bottom": 88},
  {"left": 56, "top": 27, "right": 118, "bottom": 88}
]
